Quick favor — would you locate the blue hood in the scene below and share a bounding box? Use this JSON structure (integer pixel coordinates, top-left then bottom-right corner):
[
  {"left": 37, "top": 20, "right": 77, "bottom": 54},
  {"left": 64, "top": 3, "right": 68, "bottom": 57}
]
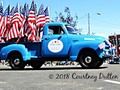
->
[{"left": 68, "top": 34, "right": 106, "bottom": 43}]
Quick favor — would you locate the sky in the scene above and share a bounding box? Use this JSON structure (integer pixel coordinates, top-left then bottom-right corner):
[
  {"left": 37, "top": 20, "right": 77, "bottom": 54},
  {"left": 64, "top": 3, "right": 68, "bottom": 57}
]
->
[{"left": 1, "top": 0, "right": 120, "bottom": 38}]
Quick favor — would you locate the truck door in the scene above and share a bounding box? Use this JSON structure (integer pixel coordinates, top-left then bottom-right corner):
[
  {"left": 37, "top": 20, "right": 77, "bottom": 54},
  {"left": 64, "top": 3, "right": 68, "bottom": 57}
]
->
[{"left": 42, "top": 25, "right": 69, "bottom": 57}]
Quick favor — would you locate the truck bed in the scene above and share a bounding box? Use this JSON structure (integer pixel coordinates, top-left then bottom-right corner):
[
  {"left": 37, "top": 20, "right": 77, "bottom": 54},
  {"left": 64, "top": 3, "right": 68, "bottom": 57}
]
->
[{"left": 0, "top": 42, "right": 42, "bottom": 58}]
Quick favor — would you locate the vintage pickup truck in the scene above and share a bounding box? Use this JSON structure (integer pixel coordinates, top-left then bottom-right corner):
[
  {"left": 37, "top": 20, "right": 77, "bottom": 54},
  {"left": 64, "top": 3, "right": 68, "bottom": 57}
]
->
[{"left": 0, "top": 22, "right": 111, "bottom": 69}]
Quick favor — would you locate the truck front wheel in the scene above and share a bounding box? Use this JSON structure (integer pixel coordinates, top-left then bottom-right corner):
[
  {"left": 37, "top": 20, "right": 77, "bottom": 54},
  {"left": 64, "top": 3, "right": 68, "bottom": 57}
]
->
[
  {"left": 96, "top": 59, "right": 104, "bottom": 68},
  {"left": 78, "top": 50, "right": 99, "bottom": 68},
  {"left": 8, "top": 53, "right": 25, "bottom": 70}
]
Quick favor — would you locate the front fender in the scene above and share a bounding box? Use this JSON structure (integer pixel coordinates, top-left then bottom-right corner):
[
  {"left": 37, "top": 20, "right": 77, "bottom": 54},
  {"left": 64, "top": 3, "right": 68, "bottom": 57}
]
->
[
  {"left": 69, "top": 41, "right": 102, "bottom": 61},
  {"left": 0, "top": 44, "right": 31, "bottom": 61}
]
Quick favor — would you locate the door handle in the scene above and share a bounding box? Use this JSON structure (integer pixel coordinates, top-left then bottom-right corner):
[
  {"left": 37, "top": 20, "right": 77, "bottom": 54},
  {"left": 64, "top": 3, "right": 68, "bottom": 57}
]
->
[
  {"left": 73, "top": 40, "right": 79, "bottom": 42},
  {"left": 45, "top": 37, "right": 50, "bottom": 40},
  {"left": 58, "top": 36, "right": 62, "bottom": 40}
]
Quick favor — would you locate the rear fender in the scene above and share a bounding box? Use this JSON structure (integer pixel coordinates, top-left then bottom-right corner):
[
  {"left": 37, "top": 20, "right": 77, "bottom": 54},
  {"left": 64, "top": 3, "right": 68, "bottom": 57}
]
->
[{"left": 0, "top": 44, "right": 31, "bottom": 61}]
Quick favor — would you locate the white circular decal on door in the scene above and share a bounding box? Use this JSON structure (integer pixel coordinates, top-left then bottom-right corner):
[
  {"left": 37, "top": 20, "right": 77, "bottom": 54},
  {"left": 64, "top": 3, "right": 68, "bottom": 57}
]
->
[{"left": 48, "top": 39, "right": 63, "bottom": 53}]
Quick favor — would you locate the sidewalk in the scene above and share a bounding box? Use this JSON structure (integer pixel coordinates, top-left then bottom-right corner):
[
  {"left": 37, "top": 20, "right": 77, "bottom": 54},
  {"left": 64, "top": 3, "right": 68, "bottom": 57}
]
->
[{"left": 0, "top": 63, "right": 10, "bottom": 69}]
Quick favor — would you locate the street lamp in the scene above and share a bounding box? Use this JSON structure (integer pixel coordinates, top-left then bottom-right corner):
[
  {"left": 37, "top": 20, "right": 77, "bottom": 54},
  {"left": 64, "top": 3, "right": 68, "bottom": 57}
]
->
[{"left": 87, "top": 13, "right": 101, "bottom": 35}]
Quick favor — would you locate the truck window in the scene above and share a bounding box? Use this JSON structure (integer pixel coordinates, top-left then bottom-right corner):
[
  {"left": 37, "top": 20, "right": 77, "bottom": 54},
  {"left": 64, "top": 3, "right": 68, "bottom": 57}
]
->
[
  {"left": 66, "top": 26, "right": 77, "bottom": 34},
  {"left": 48, "top": 26, "right": 64, "bottom": 35}
]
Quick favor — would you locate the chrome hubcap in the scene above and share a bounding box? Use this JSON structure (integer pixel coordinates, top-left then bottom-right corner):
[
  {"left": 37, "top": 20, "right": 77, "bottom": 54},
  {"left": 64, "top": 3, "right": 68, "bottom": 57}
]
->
[
  {"left": 14, "top": 58, "right": 20, "bottom": 65},
  {"left": 85, "top": 56, "right": 92, "bottom": 64}
]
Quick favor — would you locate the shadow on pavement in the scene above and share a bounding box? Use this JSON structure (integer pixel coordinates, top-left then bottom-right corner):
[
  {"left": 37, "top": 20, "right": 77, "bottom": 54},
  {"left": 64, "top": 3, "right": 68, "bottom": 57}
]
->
[
  {"left": 0, "top": 66, "right": 108, "bottom": 71},
  {"left": 39, "top": 66, "right": 108, "bottom": 70}
]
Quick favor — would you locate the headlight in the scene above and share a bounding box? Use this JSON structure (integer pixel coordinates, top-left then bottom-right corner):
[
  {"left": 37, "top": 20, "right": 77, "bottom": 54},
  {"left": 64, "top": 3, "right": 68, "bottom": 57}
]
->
[{"left": 98, "top": 42, "right": 105, "bottom": 49}]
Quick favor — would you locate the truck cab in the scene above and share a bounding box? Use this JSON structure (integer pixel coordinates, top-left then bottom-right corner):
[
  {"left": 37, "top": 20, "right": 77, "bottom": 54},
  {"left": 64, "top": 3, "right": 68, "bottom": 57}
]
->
[
  {"left": 42, "top": 22, "right": 70, "bottom": 57},
  {"left": 41, "top": 22, "right": 111, "bottom": 67}
]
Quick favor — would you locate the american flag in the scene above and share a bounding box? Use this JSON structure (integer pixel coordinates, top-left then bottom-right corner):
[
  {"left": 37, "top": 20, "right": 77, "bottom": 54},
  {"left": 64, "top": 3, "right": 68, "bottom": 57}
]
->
[
  {"left": 25, "top": 4, "right": 29, "bottom": 18},
  {"left": 7, "top": 4, "right": 20, "bottom": 41},
  {"left": 24, "top": 4, "right": 31, "bottom": 37},
  {"left": 12, "top": 3, "right": 20, "bottom": 23},
  {"left": 0, "top": 3, "right": 3, "bottom": 29},
  {"left": 7, "top": 23, "right": 19, "bottom": 41},
  {"left": 1, "top": 5, "right": 10, "bottom": 39},
  {"left": 9, "top": 7, "right": 15, "bottom": 21},
  {"left": 44, "top": 6, "right": 50, "bottom": 23},
  {"left": 36, "top": 4, "right": 45, "bottom": 28},
  {"left": 27, "top": 0, "right": 36, "bottom": 41},
  {"left": 28, "top": 1, "right": 36, "bottom": 26},
  {"left": 0, "top": 1, "right": 50, "bottom": 42},
  {"left": 36, "top": 4, "right": 46, "bottom": 41},
  {"left": 98, "top": 42, "right": 105, "bottom": 49},
  {"left": 0, "top": 3, "right": 3, "bottom": 16},
  {"left": 23, "top": 3, "right": 29, "bottom": 18},
  {"left": 0, "top": 5, "right": 4, "bottom": 32},
  {"left": 0, "top": 3, "right": 3, "bottom": 42},
  {"left": 18, "top": 6, "right": 25, "bottom": 38}
]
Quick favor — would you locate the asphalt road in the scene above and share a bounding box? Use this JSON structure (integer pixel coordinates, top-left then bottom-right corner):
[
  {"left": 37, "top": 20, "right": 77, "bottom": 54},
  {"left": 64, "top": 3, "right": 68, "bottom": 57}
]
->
[{"left": 0, "top": 63, "right": 120, "bottom": 90}]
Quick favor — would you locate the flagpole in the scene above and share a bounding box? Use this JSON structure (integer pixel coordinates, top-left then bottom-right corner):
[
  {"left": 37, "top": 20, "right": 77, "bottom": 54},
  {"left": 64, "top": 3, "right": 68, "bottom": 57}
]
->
[{"left": 88, "top": 13, "right": 90, "bottom": 35}]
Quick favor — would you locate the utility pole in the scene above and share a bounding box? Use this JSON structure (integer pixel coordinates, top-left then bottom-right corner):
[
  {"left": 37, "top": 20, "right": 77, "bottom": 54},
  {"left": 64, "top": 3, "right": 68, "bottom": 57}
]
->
[
  {"left": 87, "top": 13, "right": 101, "bottom": 35},
  {"left": 88, "top": 13, "right": 90, "bottom": 35}
]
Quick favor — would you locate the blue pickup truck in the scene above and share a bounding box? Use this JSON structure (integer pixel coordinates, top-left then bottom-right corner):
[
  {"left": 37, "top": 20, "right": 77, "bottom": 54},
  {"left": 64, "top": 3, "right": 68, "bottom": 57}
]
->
[{"left": 0, "top": 22, "right": 111, "bottom": 69}]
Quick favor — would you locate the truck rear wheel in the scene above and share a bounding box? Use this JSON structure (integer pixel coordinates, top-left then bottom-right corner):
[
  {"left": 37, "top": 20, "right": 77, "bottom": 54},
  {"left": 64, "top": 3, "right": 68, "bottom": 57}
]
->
[
  {"left": 78, "top": 50, "right": 99, "bottom": 68},
  {"left": 8, "top": 53, "right": 25, "bottom": 70},
  {"left": 30, "top": 61, "right": 44, "bottom": 69}
]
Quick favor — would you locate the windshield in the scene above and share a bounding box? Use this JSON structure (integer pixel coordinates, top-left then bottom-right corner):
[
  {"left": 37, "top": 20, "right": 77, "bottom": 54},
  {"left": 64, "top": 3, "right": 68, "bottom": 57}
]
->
[{"left": 66, "top": 26, "right": 77, "bottom": 34}]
